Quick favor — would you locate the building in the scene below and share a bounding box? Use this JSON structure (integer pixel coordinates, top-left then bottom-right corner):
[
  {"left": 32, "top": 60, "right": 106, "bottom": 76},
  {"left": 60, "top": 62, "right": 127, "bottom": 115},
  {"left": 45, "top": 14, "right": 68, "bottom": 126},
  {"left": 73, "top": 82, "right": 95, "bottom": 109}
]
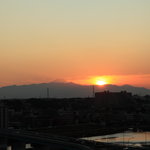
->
[
  {"left": 95, "top": 91, "right": 133, "bottom": 108},
  {"left": 0, "top": 104, "right": 8, "bottom": 128}
]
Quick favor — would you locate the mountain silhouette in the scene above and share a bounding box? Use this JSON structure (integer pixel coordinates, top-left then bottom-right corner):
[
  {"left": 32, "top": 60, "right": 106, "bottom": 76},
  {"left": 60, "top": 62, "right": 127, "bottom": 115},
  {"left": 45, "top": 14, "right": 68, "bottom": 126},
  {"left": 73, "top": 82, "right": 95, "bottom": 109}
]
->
[{"left": 0, "top": 82, "right": 149, "bottom": 99}]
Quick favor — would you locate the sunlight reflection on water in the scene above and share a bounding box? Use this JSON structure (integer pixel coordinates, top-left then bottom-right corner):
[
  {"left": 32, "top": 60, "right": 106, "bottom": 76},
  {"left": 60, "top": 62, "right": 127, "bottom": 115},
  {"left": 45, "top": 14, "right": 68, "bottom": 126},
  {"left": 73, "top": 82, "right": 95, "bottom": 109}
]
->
[{"left": 82, "top": 131, "right": 150, "bottom": 146}]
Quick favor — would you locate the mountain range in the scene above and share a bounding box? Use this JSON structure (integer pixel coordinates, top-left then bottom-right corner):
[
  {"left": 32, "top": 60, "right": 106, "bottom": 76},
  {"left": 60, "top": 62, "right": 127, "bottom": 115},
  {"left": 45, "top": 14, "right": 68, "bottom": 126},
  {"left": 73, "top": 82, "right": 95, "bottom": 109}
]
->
[{"left": 0, "top": 82, "right": 150, "bottom": 99}]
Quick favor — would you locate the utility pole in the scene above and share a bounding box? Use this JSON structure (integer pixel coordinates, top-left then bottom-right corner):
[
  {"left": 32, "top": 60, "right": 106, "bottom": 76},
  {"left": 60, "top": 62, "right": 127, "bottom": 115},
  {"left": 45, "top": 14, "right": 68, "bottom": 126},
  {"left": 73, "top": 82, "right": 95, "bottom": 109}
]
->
[{"left": 92, "top": 85, "right": 95, "bottom": 97}]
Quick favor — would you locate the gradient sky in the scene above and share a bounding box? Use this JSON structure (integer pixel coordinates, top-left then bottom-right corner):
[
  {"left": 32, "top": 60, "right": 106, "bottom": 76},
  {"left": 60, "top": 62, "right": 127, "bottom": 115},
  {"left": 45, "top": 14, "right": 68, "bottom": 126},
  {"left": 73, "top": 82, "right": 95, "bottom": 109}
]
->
[{"left": 0, "top": 0, "right": 150, "bottom": 88}]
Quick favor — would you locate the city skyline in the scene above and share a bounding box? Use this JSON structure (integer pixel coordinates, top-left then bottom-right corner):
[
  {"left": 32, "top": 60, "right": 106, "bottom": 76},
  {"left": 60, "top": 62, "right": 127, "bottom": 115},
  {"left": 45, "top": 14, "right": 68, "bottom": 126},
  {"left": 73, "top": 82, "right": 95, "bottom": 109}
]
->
[{"left": 0, "top": 0, "right": 150, "bottom": 88}]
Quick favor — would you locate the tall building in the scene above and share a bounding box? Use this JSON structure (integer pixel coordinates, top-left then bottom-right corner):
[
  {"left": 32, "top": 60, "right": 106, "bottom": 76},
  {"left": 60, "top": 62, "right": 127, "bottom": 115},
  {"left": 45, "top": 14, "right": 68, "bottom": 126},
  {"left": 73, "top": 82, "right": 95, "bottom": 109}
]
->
[{"left": 95, "top": 91, "right": 133, "bottom": 107}]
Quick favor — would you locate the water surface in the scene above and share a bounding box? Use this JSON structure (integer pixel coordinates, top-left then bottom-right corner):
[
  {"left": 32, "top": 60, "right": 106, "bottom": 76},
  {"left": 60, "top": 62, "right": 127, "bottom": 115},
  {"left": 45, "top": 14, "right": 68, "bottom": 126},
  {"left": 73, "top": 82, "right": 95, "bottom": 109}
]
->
[{"left": 82, "top": 131, "right": 150, "bottom": 146}]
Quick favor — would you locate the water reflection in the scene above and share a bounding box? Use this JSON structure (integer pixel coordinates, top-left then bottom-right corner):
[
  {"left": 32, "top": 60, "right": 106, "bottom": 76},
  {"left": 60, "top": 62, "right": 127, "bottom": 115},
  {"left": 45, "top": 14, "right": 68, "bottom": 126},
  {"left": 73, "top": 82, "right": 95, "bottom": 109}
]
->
[{"left": 82, "top": 131, "right": 150, "bottom": 146}]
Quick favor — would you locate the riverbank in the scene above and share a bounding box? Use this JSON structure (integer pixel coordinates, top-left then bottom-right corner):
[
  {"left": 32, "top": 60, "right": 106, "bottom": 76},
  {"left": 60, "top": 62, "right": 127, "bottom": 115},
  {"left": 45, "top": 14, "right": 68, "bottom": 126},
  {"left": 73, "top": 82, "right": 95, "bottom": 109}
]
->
[
  {"left": 32, "top": 124, "right": 150, "bottom": 138},
  {"left": 32, "top": 123, "right": 129, "bottom": 138},
  {"left": 32, "top": 124, "right": 150, "bottom": 149}
]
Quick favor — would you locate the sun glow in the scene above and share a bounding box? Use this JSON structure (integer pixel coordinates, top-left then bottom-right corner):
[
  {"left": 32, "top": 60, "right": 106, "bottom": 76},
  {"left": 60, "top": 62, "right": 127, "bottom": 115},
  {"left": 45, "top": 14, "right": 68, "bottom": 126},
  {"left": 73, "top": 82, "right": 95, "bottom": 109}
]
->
[
  {"left": 96, "top": 80, "right": 107, "bottom": 86},
  {"left": 70, "top": 76, "right": 112, "bottom": 86},
  {"left": 92, "top": 76, "right": 111, "bottom": 86}
]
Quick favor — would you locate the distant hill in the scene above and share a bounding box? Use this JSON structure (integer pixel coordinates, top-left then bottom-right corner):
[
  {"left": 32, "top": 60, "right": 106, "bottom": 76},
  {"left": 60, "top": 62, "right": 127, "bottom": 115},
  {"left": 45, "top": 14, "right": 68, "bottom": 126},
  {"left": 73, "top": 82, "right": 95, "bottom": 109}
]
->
[{"left": 0, "top": 82, "right": 150, "bottom": 99}]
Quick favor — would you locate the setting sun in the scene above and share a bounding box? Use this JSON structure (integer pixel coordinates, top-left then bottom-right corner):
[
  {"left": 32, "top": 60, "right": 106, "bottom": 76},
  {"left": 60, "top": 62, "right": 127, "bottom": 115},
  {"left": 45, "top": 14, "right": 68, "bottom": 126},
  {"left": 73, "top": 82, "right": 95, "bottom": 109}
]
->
[
  {"left": 78, "top": 76, "right": 112, "bottom": 86},
  {"left": 96, "top": 80, "right": 107, "bottom": 86}
]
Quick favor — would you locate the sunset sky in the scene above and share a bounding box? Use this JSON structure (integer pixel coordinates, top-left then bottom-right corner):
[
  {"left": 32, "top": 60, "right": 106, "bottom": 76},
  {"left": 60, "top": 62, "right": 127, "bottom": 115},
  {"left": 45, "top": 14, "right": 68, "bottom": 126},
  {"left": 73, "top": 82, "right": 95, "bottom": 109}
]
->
[{"left": 0, "top": 0, "right": 150, "bottom": 88}]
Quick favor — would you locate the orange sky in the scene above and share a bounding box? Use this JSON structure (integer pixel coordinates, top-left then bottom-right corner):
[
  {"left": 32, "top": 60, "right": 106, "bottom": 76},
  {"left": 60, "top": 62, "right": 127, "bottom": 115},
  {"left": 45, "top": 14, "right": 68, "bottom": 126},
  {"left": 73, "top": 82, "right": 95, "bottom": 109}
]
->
[
  {"left": 0, "top": 1, "right": 150, "bottom": 88},
  {"left": 69, "top": 75, "right": 150, "bottom": 88}
]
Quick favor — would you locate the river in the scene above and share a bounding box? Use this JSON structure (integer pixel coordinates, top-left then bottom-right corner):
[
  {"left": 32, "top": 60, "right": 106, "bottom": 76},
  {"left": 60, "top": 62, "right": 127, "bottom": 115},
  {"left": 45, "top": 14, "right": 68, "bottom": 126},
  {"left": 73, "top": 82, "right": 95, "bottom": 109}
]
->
[{"left": 82, "top": 131, "right": 150, "bottom": 147}]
